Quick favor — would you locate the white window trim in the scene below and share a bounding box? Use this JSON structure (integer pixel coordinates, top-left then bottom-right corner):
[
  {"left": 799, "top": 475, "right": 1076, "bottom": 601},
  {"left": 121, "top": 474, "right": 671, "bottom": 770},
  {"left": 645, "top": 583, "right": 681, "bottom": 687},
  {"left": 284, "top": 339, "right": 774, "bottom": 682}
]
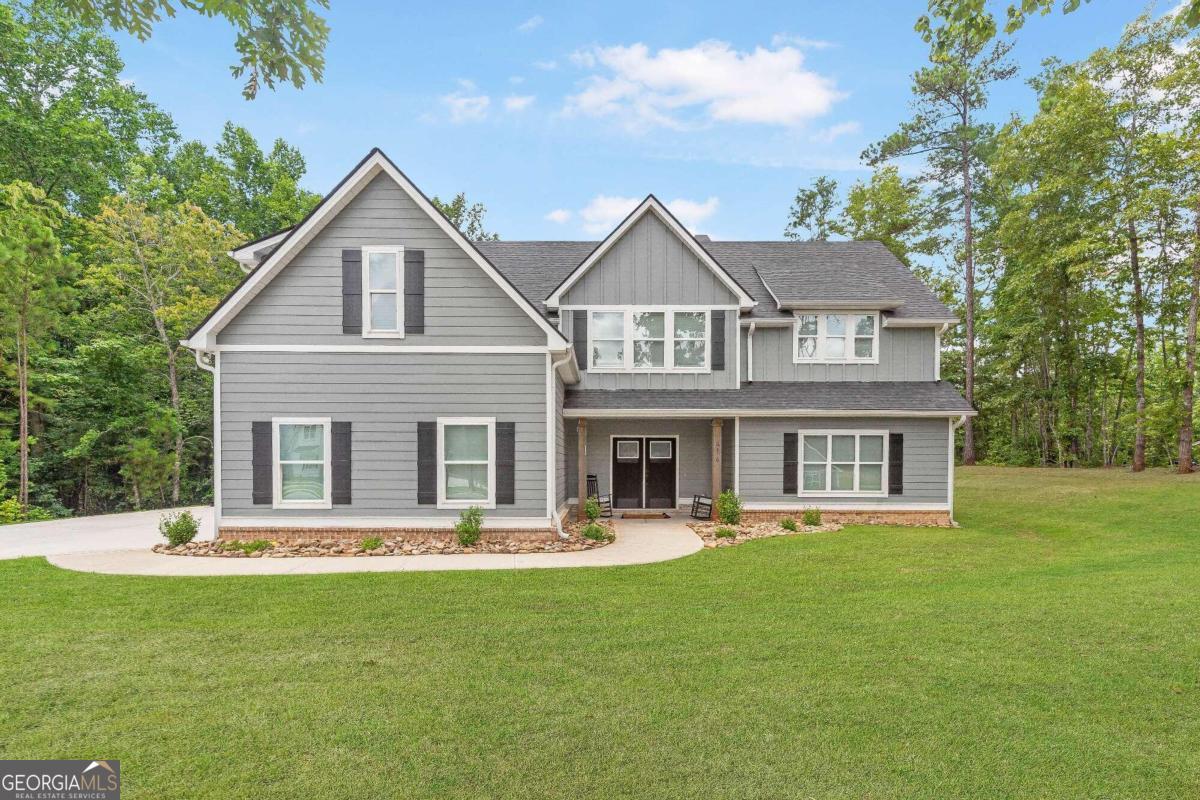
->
[
  {"left": 587, "top": 307, "right": 711, "bottom": 373},
  {"left": 436, "top": 417, "right": 496, "bottom": 510},
  {"left": 272, "top": 417, "right": 332, "bottom": 510},
  {"left": 797, "top": 429, "right": 888, "bottom": 498},
  {"left": 648, "top": 440, "right": 673, "bottom": 460},
  {"left": 362, "top": 245, "right": 405, "bottom": 338},
  {"left": 792, "top": 311, "right": 880, "bottom": 365}
]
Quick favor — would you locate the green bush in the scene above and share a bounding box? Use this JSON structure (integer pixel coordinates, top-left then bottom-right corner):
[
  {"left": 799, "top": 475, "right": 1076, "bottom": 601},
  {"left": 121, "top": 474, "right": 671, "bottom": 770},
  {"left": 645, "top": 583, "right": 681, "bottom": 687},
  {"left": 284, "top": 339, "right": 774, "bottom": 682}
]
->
[
  {"left": 802, "top": 507, "right": 822, "bottom": 527},
  {"left": 584, "top": 496, "right": 601, "bottom": 522},
  {"left": 455, "top": 506, "right": 484, "bottom": 547},
  {"left": 159, "top": 510, "right": 200, "bottom": 546},
  {"left": 780, "top": 516, "right": 798, "bottom": 532},
  {"left": 223, "top": 539, "right": 271, "bottom": 554},
  {"left": 716, "top": 489, "right": 743, "bottom": 525},
  {"left": 0, "top": 498, "right": 54, "bottom": 525},
  {"left": 361, "top": 536, "right": 384, "bottom": 551},
  {"left": 581, "top": 522, "right": 612, "bottom": 542},
  {"left": 714, "top": 526, "right": 737, "bottom": 539}
]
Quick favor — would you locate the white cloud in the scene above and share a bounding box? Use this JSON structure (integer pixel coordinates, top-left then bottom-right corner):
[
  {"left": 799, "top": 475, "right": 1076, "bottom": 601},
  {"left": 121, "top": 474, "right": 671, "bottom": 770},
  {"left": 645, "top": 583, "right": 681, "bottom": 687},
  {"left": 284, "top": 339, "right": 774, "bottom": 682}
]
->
[
  {"left": 574, "top": 194, "right": 719, "bottom": 235},
  {"left": 545, "top": 209, "right": 572, "bottom": 224},
  {"left": 770, "top": 33, "right": 835, "bottom": 49},
  {"left": 517, "top": 14, "right": 544, "bottom": 33},
  {"left": 533, "top": 59, "right": 558, "bottom": 71},
  {"left": 509, "top": 75, "right": 525, "bottom": 85},
  {"left": 564, "top": 40, "right": 845, "bottom": 130},
  {"left": 810, "top": 120, "right": 861, "bottom": 143},
  {"left": 504, "top": 94, "right": 536, "bottom": 112},
  {"left": 440, "top": 79, "right": 490, "bottom": 123}
]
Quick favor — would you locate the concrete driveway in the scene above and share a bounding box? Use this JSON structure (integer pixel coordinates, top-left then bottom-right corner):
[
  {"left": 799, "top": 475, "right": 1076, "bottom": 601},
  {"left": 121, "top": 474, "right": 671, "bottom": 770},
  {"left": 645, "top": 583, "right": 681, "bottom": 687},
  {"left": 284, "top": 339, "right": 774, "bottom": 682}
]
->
[{"left": 0, "top": 507, "right": 215, "bottom": 559}]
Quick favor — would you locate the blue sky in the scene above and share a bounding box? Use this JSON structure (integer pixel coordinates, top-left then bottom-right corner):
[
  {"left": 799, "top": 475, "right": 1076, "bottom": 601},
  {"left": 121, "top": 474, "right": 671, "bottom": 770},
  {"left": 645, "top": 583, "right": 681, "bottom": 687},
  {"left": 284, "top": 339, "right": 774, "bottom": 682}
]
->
[{"left": 114, "top": 1, "right": 1142, "bottom": 241}]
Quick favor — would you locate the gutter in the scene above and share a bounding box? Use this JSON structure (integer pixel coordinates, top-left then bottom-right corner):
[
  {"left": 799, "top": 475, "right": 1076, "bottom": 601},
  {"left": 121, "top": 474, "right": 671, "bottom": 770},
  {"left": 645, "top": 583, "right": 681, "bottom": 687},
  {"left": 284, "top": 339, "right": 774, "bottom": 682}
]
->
[
  {"left": 747, "top": 321, "right": 756, "bottom": 383},
  {"left": 550, "top": 350, "right": 575, "bottom": 539}
]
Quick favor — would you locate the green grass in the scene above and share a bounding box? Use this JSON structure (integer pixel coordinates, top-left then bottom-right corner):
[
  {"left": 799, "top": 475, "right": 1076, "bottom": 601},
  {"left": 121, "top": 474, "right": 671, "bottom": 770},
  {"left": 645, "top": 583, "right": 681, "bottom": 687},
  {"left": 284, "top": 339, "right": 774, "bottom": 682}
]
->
[{"left": 2, "top": 466, "right": 1198, "bottom": 798}]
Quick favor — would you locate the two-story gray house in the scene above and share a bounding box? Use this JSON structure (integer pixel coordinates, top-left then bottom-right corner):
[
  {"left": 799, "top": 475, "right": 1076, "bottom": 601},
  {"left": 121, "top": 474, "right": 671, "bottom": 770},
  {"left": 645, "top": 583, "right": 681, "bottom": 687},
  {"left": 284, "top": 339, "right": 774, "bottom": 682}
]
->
[{"left": 184, "top": 149, "right": 974, "bottom": 539}]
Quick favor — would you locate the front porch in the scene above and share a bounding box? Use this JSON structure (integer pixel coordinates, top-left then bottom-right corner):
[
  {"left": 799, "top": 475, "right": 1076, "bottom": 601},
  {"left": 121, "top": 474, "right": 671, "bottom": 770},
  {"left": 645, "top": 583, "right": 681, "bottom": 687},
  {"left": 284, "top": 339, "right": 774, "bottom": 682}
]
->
[{"left": 565, "top": 416, "right": 735, "bottom": 520}]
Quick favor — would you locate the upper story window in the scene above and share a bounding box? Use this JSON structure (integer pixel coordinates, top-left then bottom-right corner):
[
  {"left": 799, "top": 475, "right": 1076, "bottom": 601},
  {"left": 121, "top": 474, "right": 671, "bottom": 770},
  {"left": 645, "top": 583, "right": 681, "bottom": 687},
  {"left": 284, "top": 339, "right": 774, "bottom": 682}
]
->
[
  {"left": 793, "top": 312, "right": 878, "bottom": 364},
  {"left": 363, "top": 245, "right": 404, "bottom": 337},
  {"left": 589, "top": 308, "right": 709, "bottom": 372}
]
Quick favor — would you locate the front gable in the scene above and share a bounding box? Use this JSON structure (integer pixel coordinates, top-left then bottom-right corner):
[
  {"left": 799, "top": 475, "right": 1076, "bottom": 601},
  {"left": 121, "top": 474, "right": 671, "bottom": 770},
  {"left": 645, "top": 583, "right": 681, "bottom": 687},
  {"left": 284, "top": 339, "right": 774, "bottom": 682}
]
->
[
  {"left": 187, "top": 150, "right": 566, "bottom": 351},
  {"left": 546, "top": 196, "right": 755, "bottom": 309}
]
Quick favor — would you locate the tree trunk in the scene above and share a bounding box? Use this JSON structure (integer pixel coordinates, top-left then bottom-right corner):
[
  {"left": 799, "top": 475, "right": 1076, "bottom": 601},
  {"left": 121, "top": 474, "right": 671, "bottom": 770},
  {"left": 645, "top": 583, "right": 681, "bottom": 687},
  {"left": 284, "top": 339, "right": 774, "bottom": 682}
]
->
[
  {"left": 1179, "top": 211, "right": 1200, "bottom": 474},
  {"left": 17, "top": 313, "right": 29, "bottom": 511},
  {"left": 961, "top": 141, "right": 977, "bottom": 466},
  {"left": 1129, "top": 223, "right": 1147, "bottom": 472},
  {"left": 166, "top": 341, "right": 182, "bottom": 504}
]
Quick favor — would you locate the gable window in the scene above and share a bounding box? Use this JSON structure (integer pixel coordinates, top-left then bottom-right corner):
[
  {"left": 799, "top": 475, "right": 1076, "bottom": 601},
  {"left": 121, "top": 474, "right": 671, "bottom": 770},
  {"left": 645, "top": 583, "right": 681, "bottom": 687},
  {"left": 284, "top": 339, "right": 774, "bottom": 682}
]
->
[
  {"left": 794, "top": 312, "right": 878, "bottom": 363},
  {"left": 588, "top": 308, "right": 710, "bottom": 372},
  {"left": 799, "top": 431, "right": 886, "bottom": 496},
  {"left": 437, "top": 417, "right": 495, "bottom": 508},
  {"left": 363, "top": 245, "right": 404, "bottom": 337},
  {"left": 273, "top": 418, "right": 332, "bottom": 509}
]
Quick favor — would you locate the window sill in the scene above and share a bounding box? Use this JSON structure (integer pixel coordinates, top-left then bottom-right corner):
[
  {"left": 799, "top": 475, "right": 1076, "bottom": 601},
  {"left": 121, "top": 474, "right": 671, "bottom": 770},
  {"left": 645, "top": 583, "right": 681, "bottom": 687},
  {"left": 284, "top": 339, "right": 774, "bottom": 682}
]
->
[
  {"left": 272, "top": 500, "right": 333, "bottom": 510},
  {"left": 362, "top": 331, "right": 405, "bottom": 339},
  {"left": 792, "top": 359, "right": 880, "bottom": 366},
  {"left": 587, "top": 367, "right": 712, "bottom": 375},
  {"left": 437, "top": 500, "right": 497, "bottom": 510},
  {"left": 797, "top": 492, "right": 887, "bottom": 499}
]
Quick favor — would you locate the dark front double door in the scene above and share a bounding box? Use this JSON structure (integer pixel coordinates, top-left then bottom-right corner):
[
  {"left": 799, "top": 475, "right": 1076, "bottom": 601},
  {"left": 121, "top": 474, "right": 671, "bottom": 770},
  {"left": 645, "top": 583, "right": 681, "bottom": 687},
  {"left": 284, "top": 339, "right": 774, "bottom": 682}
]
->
[{"left": 611, "top": 437, "right": 677, "bottom": 509}]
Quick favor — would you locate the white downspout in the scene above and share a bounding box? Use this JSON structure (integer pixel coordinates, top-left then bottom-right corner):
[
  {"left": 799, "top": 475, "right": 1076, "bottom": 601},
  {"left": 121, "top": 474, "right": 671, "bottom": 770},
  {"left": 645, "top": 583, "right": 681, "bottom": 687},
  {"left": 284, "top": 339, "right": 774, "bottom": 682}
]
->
[
  {"left": 194, "top": 350, "right": 219, "bottom": 536},
  {"left": 550, "top": 350, "right": 575, "bottom": 539},
  {"left": 747, "top": 322, "right": 756, "bottom": 383},
  {"left": 949, "top": 414, "right": 967, "bottom": 525}
]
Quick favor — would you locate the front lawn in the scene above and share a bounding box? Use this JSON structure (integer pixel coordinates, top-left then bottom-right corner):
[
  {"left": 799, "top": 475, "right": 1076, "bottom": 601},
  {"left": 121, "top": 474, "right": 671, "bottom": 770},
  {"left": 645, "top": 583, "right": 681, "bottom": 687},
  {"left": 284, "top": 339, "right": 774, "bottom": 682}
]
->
[{"left": 1, "top": 467, "right": 1197, "bottom": 798}]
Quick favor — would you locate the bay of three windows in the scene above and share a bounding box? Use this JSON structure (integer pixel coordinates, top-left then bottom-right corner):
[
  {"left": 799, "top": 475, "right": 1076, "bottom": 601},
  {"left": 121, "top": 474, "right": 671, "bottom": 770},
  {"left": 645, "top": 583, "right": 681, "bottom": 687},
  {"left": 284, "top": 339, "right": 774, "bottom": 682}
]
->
[
  {"left": 794, "top": 312, "right": 878, "bottom": 363},
  {"left": 590, "top": 308, "right": 709, "bottom": 371}
]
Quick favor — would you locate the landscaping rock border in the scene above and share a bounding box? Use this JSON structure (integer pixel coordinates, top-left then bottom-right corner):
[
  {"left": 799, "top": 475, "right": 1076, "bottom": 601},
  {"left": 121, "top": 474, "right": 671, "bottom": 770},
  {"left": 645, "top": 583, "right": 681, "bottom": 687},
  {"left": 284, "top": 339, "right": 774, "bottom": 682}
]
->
[
  {"left": 154, "top": 520, "right": 616, "bottom": 558},
  {"left": 688, "top": 520, "right": 842, "bottom": 548}
]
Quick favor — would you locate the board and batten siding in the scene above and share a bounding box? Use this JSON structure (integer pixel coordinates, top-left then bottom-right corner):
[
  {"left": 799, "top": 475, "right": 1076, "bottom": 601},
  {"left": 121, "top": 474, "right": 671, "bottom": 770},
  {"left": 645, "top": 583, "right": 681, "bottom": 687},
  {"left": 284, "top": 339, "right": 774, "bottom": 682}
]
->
[
  {"left": 564, "top": 417, "right": 732, "bottom": 504},
  {"left": 217, "top": 174, "right": 546, "bottom": 346},
  {"left": 740, "top": 325, "right": 937, "bottom": 382},
  {"left": 738, "top": 417, "right": 949, "bottom": 505},
  {"left": 220, "top": 351, "right": 548, "bottom": 518}
]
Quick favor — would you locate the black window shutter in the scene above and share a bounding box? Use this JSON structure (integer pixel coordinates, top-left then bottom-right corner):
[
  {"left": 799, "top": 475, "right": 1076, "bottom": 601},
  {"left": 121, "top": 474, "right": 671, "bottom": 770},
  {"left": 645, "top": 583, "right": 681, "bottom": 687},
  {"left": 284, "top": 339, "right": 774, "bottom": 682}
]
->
[
  {"left": 404, "top": 249, "right": 425, "bottom": 334},
  {"left": 783, "top": 432, "right": 798, "bottom": 495},
  {"left": 573, "top": 310, "right": 587, "bottom": 371},
  {"left": 496, "top": 422, "right": 516, "bottom": 504},
  {"left": 342, "top": 249, "right": 362, "bottom": 334},
  {"left": 711, "top": 310, "right": 726, "bottom": 370},
  {"left": 251, "top": 421, "right": 272, "bottom": 504},
  {"left": 417, "top": 421, "right": 436, "bottom": 505},
  {"left": 332, "top": 421, "right": 352, "bottom": 505},
  {"left": 888, "top": 433, "right": 904, "bottom": 495}
]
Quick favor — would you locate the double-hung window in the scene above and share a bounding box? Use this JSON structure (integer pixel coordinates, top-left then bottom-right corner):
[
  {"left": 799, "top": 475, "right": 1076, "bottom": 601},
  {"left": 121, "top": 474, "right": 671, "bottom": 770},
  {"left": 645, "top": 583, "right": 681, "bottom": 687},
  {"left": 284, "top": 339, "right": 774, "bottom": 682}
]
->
[
  {"left": 437, "top": 417, "right": 495, "bottom": 508},
  {"left": 794, "top": 312, "right": 878, "bottom": 363},
  {"left": 273, "top": 418, "right": 332, "bottom": 508},
  {"left": 362, "top": 245, "right": 404, "bottom": 337},
  {"left": 588, "top": 308, "right": 709, "bottom": 371},
  {"left": 799, "top": 431, "right": 886, "bottom": 496}
]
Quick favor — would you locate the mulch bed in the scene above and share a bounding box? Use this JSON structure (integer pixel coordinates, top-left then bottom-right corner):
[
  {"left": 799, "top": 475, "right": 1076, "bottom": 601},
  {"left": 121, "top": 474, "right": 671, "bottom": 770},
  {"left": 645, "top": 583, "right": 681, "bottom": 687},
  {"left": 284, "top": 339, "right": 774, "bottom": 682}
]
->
[
  {"left": 688, "top": 520, "right": 842, "bottom": 548},
  {"left": 154, "top": 520, "right": 616, "bottom": 558}
]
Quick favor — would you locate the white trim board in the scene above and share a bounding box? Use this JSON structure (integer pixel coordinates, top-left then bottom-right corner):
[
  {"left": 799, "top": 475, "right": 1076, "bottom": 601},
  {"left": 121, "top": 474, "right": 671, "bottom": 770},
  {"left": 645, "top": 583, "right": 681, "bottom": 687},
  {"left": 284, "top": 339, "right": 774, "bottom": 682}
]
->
[
  {"left": 185, "top": 149, "right": 568, "bottom": 352},
  {"left": 563, "top": 408, "right": 977, "bottom": 419},
  {"left": 544, "top": 196, "right": 756, "bottom": 311},
  {"left": 221, "top": 516, "right": 555, "bottom": 530},
  {"left": 206, "top": 344, "right": 557, "bottom": 354},
  {"left": 742, "top": 502, "right": 950, "bottom": 512}
]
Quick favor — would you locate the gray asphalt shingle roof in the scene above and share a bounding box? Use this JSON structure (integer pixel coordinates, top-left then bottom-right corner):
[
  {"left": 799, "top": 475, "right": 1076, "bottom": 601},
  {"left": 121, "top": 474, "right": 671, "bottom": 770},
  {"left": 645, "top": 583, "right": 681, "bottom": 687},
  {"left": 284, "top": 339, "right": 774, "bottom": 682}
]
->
[
  {"left": 563, "top": 381, "right": 974, "bottom": 414},
  {"left": 475, "top": 239, "right": 953, "bottom": 321}
]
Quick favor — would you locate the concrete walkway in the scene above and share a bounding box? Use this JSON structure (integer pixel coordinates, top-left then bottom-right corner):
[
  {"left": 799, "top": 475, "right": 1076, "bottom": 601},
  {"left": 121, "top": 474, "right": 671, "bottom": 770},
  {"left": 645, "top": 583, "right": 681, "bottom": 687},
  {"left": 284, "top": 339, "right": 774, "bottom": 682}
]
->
[{"left": 43, "top": 516, "right": 703, "bottom": 576}]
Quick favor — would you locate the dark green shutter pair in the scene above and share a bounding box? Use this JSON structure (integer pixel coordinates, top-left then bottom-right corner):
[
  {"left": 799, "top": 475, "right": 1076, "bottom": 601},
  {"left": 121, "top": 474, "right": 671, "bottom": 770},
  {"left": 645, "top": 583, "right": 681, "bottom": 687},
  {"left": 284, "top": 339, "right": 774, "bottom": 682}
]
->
[
  {"left": 417, "top": 422, "right": 517, "bottom": 505},
  {"left": 572, "top": 309, "right": 726, "bottom": 370},
  {"left": 782, "top": 432, "right": 905, "bottom": 495},
  {"left": 342, "top": 249, "right": 425, "bottom": 334},
  {"left": 251, "top": 421, "right": 352, "bottom": 505}
]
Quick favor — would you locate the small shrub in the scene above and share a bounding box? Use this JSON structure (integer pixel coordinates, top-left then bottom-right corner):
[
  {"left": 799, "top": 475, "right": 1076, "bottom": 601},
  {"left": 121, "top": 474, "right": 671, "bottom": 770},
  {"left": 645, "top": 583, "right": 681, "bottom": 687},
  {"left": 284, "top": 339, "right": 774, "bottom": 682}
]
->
[
  {"left": 780, "top": 516, "right": 798, "bottom": 532},
  {"left": 715, "top": 490, "right": 743, "bottom": 525},
  {"left": 714, "top": 526, "right": 737, "bottom": 539},
  {"left": 581, "top": 522, "right": 612, "bottom": 542},
  {"left": 802, "top": 507, "right": 822, "bottom": 527},
  {"left": 361, "top": 536, "right": 384, "bottom": 551},
  {"left": 159, "top": 510, "right": 200, "bottom": 546},
  {"left": 455, "top": 505, "right": 484, "bottom": 547},
  {"left": 0, "top": 498, "right": 54, "bottom": 525},
  {"left": 223, "top": 539, "right": 271, "bottom": 554},
  {"left": 584, "top": 496, "right": 601, "bottom": 522}
]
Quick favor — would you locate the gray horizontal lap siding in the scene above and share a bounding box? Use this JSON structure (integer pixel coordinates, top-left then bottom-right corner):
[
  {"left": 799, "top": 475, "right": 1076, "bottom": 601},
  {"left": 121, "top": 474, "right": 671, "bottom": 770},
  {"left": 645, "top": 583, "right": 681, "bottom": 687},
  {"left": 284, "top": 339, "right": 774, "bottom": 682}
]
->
[
  {"left": 742, "top": 326, "right": 936, "bottom": 382},
  {"left": 738, "top": 417, "right": 949, "bottom": 505},
  {"left": 217, "top": 174, "right": 546, "bottom": 346},
  {"left": 220, "top": 352, "right": 548, "bottom": 518}
]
